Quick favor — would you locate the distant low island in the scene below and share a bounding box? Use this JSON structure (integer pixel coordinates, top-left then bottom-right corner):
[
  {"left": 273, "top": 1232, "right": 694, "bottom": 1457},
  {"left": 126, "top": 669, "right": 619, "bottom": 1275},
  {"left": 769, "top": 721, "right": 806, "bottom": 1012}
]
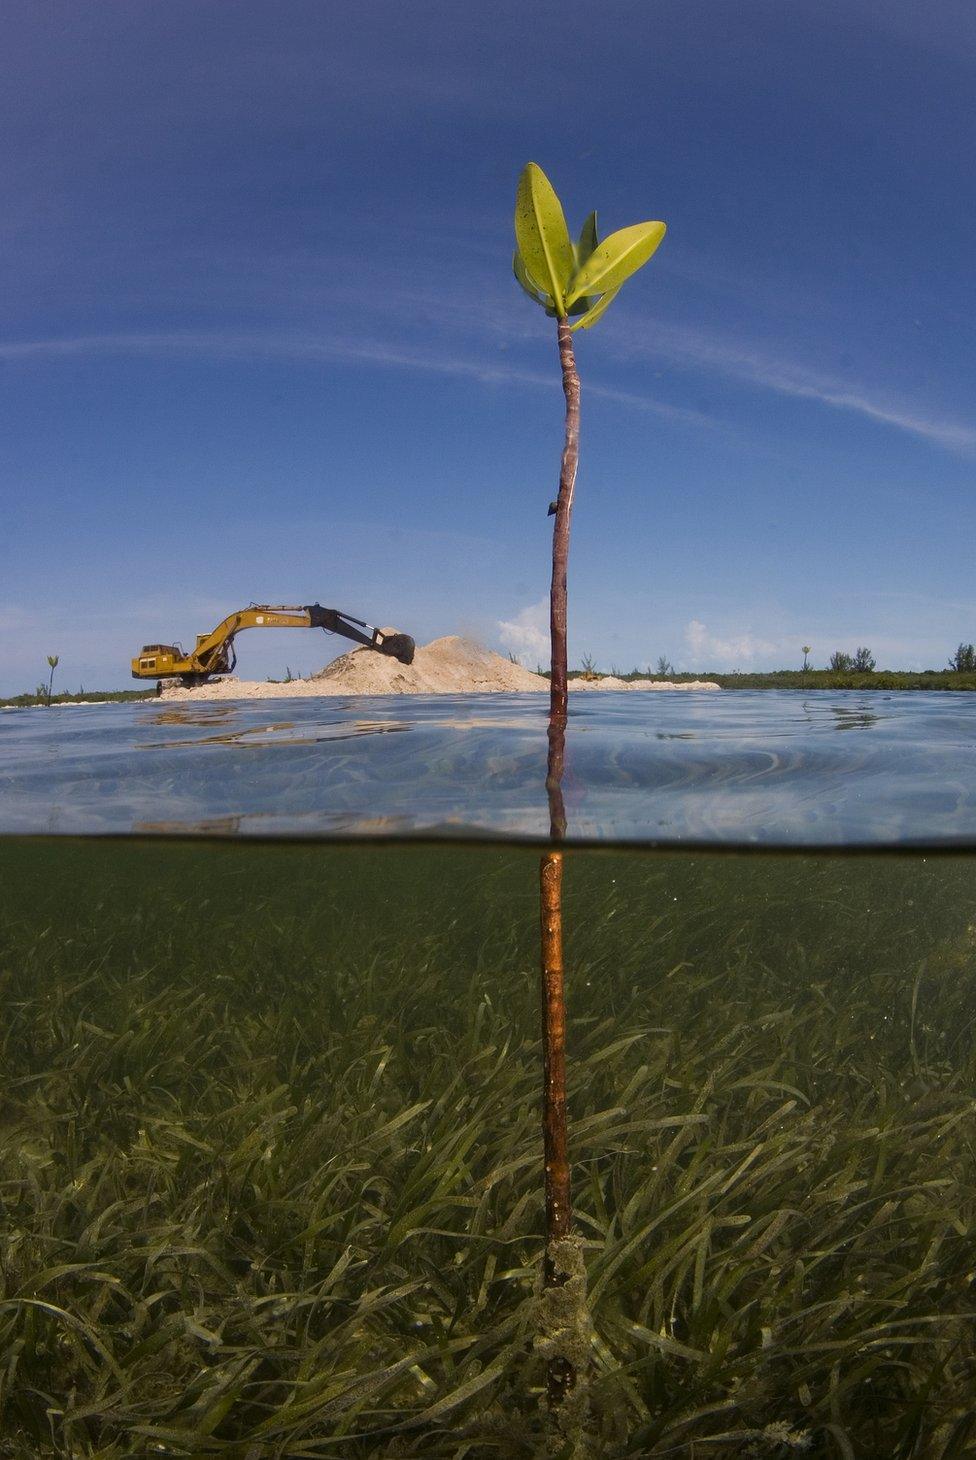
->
[
  {"left": 569, "top": 667, "right": 976, "bottom": 691},
  {"left": 6, "top": 665, "right": 976, "bottom": 708}
]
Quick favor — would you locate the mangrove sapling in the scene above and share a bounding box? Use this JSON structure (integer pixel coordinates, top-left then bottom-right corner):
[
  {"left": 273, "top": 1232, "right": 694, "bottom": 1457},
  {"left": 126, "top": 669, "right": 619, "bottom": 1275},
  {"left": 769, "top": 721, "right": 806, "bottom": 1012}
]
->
[{"left": 513, "top": 161, "right": 666, "bottom": 1431}]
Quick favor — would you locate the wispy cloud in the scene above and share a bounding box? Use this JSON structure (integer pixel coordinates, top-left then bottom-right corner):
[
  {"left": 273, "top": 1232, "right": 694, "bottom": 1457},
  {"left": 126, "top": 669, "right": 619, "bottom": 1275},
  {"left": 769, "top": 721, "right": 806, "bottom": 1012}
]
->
[
  {"left": 3, "top": 303, "right": 973, "bottom": 451},
  {"left": 0, "top": 328, "right": 712, "bottom": 428},
  {"left": 611, "top": 318, "right": 976, "bottom": 452},
  {"left": 387, "top": 269, "right": 976, "bottom": 452}
]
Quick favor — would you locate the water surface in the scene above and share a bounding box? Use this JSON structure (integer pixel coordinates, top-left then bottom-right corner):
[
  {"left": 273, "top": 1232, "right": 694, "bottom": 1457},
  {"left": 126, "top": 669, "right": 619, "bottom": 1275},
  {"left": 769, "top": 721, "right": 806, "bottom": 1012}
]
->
[{"left": 2, "top": 689, "right": 975, "bottom": 842}]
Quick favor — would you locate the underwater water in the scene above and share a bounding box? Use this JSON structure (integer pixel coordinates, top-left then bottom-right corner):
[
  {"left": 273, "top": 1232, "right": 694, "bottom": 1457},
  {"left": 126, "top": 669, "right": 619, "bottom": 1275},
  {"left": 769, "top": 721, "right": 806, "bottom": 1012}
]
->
[{"left": 1, "top": 835, "right": 974, "bottom": 1456}]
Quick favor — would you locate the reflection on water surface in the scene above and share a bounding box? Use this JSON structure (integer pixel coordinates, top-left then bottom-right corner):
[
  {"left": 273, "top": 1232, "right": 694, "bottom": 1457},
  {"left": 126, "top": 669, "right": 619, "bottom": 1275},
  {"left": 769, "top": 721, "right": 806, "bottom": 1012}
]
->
[
  {"left": 143, "top": 718, "right": 411, "bottom": 749},
  {"left": 1, "top": 689, "right": 975, "bottom": 843},
  {"left": 830, "top": 703, "right": 881, "bottom": 730}
]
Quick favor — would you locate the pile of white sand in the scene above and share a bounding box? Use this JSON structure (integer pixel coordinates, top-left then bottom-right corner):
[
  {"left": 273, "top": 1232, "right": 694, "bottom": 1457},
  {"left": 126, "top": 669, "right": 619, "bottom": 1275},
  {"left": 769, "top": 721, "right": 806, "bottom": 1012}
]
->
[
  {"left": 158, "top": 635, "right": 720, "bottom": 701},
  {"left": 569, "top": 674, "right": 723, "bottom": 691},
  {"left": 314, "top": 635, "right": 546, "bottom": 694}
]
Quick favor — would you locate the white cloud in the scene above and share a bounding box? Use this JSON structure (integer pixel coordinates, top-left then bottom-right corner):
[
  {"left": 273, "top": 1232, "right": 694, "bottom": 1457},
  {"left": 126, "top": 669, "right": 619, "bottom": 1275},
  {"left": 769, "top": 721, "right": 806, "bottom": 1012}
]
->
[
  {"left": 684, "top": 618, "right": 780, "bottom": 667},
  {"left": 497, "top": 600, "right": 549, "bottom": 666},
  {"left": 679, "top": 617, "right": 962, "bottom": 672}
]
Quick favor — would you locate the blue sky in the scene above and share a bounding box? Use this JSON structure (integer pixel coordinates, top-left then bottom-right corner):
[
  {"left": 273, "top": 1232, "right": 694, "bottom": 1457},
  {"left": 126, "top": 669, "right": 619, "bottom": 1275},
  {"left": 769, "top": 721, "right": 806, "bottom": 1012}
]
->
[{"left": 2, "top": 0, "right": 974, "bottom": 693}]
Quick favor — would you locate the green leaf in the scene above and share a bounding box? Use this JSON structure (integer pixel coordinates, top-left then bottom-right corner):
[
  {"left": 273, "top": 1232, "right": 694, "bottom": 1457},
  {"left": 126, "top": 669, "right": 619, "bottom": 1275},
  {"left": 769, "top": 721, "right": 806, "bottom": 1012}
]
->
[
  {"left": 565, "top": 220, "right": 666, "bottom": 306},
  {"left": 577, "top": 210, "right": 599, "bottom": 265},
  {"left": 567, "top": 214, "right": 600, "bottom": 317},
  {"left": 514, "top": 163, "right": 574, "bottom": 315},
  {"left": 512, "top": 249, "right": 550, "bottom": 309},
  {"left": 569, "top": 285, "right": 621, "bottom": 331}
]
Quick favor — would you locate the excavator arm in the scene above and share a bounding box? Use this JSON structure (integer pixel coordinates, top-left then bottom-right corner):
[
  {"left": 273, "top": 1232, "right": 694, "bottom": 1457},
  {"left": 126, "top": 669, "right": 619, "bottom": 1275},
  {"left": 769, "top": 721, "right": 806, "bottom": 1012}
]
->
[
  {"left": 131, "top": 603, "right": 415, "bottom": 685},
  {"left": 304, "top": 604, "right": 414, "bottom": 663}
]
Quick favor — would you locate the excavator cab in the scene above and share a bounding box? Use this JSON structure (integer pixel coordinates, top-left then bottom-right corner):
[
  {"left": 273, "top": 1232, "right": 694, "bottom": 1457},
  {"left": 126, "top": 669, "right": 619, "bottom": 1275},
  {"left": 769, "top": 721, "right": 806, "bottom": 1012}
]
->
[{"left": 134, "top": 644, "right": 183, "bottom": 677}]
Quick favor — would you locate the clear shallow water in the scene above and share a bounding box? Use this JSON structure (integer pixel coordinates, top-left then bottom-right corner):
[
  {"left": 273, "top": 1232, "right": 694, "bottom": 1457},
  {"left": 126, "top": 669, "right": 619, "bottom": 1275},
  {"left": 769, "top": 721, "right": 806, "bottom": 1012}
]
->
[
  {"left": 2, "top": 838, "right": 975, "bottom": 1450},
  {"left": 3, "top": 688, "right": 976, "bottom": 843}
]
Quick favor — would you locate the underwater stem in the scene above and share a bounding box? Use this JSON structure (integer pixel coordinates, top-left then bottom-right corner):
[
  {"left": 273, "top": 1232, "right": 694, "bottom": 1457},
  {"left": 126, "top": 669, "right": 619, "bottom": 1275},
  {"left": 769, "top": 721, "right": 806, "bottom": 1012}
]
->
[{"left": 540, "top": 846, "right": 574, "bottom": 1408}]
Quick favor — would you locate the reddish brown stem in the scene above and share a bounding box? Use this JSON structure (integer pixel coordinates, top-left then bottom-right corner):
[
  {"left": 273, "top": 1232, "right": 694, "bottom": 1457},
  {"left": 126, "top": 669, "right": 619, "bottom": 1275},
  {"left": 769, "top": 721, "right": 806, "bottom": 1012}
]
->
[
  {"left": 540, "top": 849, "right": 570, "bottom": 1242},
  {"left": 540, "top": 844, "right": 573, "bottom": 1408},
  {"left": 539, "top": 316, "right": 581, "bottom": 1412},
  {"left": 548, "top": 318, "right": 581, "bottom": 723}
]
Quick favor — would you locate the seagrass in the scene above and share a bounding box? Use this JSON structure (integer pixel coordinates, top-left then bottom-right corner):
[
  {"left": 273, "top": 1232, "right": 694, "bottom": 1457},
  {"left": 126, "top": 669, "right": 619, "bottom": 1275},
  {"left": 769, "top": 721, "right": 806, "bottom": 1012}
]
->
[{"left": 0, "top": 838, "right": 974, "bottom": 1456}]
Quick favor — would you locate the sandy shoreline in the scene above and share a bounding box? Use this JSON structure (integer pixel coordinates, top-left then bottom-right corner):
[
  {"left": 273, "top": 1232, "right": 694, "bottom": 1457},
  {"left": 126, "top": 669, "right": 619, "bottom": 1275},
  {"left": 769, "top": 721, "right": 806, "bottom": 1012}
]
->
[{"left": 157, "top": 636, "right": 720, "bottom": 702}]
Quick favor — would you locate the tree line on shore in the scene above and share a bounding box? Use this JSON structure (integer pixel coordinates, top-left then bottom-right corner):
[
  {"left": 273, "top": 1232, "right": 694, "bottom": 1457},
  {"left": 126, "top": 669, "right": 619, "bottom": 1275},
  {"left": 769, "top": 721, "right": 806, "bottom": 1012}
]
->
[{"left": 570, "top": 642, "right": 976, "bottom": 682}]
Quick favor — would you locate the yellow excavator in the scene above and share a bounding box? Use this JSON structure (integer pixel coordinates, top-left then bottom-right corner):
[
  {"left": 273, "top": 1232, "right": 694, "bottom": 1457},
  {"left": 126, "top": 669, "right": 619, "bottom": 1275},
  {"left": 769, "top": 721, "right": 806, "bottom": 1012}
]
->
[{"left": 131, "top": 603, "right": 415, "bottom": 687}]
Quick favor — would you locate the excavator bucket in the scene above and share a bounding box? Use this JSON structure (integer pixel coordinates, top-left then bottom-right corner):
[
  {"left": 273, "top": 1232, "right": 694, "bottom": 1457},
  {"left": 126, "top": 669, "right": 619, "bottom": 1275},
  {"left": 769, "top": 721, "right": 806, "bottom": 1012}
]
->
[{"left": 376, "top": 633, "right": 415, "bottom": 665}]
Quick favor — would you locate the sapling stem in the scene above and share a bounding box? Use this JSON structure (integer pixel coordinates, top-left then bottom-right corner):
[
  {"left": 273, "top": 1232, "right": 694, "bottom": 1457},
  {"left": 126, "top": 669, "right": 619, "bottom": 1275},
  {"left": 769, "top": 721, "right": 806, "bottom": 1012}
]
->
[
  {"left": 548, "top": 320, "right": 580, "bottom": 723},
  {"left": 539, "top": 315, "right": 580, "bottom": 1412}
]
